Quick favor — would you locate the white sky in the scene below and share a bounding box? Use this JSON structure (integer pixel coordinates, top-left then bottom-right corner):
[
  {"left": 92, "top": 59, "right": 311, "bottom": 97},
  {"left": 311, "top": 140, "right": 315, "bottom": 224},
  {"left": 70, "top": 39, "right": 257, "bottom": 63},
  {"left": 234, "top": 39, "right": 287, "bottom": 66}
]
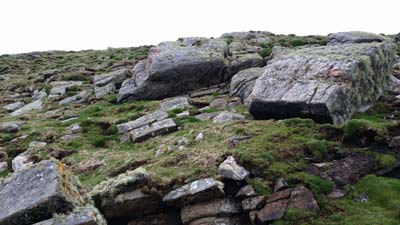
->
[{"left": 0, "top": 0, "right": 398, "bottom": 54}]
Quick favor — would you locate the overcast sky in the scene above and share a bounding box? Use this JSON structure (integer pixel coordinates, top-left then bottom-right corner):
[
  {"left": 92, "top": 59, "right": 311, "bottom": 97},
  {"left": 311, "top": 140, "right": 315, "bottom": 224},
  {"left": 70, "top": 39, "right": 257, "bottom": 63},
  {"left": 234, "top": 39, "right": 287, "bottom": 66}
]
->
[{"left": 0, "top": 0, "right": 398, "bottom": 54}]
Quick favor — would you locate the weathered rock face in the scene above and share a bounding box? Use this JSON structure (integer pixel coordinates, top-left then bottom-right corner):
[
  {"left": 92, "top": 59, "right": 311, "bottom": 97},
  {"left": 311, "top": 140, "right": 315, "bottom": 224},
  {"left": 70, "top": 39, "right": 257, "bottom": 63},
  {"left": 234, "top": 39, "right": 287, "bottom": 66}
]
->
[
  {"left": 0, "top": 160, "right": 89, "bottom": 225},
  {"left": 327, "top": 153, "right": 375, "bottom": 186},
  {"left": 327, "top": 31, "right": 389, "bottom": 45},
  {"left": 163, "top": 178, "right": 225, "bottom": 206},
  {"left": 90, "top": 167, "right": 159, "bottom": 221},
  {"left": 117, "top": 36, "right": 264, "bottom": 102},
  {"left": 248, "top": 41, "right": 397, "bottom": 124},
  {"left": 230, "top": 67, "right": 264, "bottom": 106},
  {"left": 33, "top": 206, "right": 106, "bottom": 225}
]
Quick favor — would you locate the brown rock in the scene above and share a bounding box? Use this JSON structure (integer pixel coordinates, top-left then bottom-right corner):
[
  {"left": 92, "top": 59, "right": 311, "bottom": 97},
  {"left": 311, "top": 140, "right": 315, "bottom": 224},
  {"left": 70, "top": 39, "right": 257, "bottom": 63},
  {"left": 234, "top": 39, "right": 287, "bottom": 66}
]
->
[
  {"left": 288, "top": 186, "right": 319, "bottom": 212},
  {"left": 266, "top": 188, "right": 292, "bottom": 203},
  {"left": 257, "top": 199, "right": 288, "bottom": 223}
]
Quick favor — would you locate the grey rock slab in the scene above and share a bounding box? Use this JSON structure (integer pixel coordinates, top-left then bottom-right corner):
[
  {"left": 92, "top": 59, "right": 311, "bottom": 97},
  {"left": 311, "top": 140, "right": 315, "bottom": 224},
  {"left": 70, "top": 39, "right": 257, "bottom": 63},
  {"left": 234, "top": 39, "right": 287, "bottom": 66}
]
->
[
  {"left": 230, "top": 67, "right": 264, "bottom": 106},
  {"left": 0, "top": 121, "right": 24, "bottom": 133},
  {"left": 195, "top": 112, "right": 219, "bottom": 121},
  {"left": 93, "top": 68, "right": 130, "bottom": 87},
  {"left": 0, "top": 160, "right": 88, "bottom": 225},
  {"left": 117, "top": 110, "right": 168, "bottom": 134},
  {"left": 181, "top": 198, "right": 241, "bottom": 224},
  {"left": 327, "top": 31, "right": 390, "bottom": 45},
  {"left": 163, "top": 178, "right": 225, "bottom": 205},
  {"left": 209, "top": 98, "right": 228, "bottom": 109},
  {"left": 129, "top": 118, "right": 177, "bottom": 143},
  {"left": 218, "top": 156, "right": 249, "bottom": 181},
  {"left": 3, "top": 101, "right": 25, "bottom": 112},
  {"left": 10, "top": 100, "right": 43, "bottom": 117},
  {"left": 94, "top": 83, "right": 116, "bottom": 98},
  {"left": 235, "top": 185, "right": 256, "bottom": 199},
  {"left": 213, "top": 111, "right": 244, "bottom": 123},
  {"left": 248, "top": 42, "right": 397, "bottom": 125},
  {"left": 59, "top": 90, "right": 89, "bottom": 106},
  {"left": 50, "top": 81, "right": 83, "bottom": 95},
  {"left": 32, "top": 90, "right": 47, "bottom": 101},
  {"left": 160, "top": 97, "right": 189, "bottom": 111}
]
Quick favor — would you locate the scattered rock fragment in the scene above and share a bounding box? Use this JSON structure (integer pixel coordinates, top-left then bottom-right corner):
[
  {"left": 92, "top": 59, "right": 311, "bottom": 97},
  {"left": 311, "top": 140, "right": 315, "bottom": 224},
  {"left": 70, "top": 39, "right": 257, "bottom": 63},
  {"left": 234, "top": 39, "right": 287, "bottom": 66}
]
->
[
  {"left": 235, "top": 185, "right": 256, "bottom": 199},
  {"left": 10, "top": 99, "right": 43, "bottom": 117},
  {"left": 241, "top": 196, "right": 266, "bottom": 211},
  {"left": 161, "top": 97, "right": 190, "bottom": 111},
  {"left": 3, "top": 101, "right": 25, "bottom": 112},
  {"left": 0, "top": 121, "right": 23, "bottom": 133},
  {"left": 218, "top": 156, "right": 249, "bottom": 181}
]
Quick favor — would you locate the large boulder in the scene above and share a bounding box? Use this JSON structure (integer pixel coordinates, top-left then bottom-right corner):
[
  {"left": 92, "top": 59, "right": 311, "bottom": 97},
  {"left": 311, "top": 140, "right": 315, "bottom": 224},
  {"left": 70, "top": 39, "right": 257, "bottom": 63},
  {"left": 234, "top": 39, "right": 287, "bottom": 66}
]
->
[
  {"left": 248, "top": 41, "right": 397, "bottom": 124},
  {"left": 0, "top": 160, "right": 89, "bottom": 225},
  {"left": 117, "top": 36, "right": 264, "bottom": 102},
  {"left": 327, "top": 31, "right": 390, "bottom": 45}
]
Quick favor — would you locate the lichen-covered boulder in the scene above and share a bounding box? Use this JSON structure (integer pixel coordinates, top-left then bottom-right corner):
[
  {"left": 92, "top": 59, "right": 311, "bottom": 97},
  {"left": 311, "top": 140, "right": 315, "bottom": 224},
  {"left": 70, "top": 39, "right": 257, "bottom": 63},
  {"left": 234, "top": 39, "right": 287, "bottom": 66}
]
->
[
  {"left": 248, "top": 41, "right": 397, "bottom": 124},
  {"left": 327, "top": 31, "right": 390, "bottom": 45},
  {"left": 0, "top": 160, "right": 89, "bottom": 225}
]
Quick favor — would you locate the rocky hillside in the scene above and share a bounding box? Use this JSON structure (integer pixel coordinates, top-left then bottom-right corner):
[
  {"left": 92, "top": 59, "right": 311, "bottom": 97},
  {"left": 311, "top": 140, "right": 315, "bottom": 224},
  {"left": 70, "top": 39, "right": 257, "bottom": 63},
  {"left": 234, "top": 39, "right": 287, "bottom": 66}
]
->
[{"left": 0, "top": 31, "right": 400, "bottom": 225}]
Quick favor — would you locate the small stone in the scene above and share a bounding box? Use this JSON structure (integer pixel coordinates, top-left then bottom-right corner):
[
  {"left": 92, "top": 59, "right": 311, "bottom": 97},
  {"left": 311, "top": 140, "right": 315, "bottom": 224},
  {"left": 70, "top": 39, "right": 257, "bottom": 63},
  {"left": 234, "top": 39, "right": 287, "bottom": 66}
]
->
[
  {"left": 241, "top": 196, "right": 266, "bottom": 211},
  {"left": 0, "top": 162, "right": 8, "bottom": 173},
  {"left": 176, "top": 111, "right": 190, "bottom": 119},
  {"left": 235, "top": 185, "right": 256, "bottom": 199},
  {"left": 274, "top": 178, "right": 289, "bottom": 192},
  {"left": 199, "top": 106, "right": 211, "bottom": 112},
  {"left": 195, "top": 113, "right": 218, "bottom": 121},
  {"left": 32, "top": 90, "right": 47, "bottom": 101},
  {"left": 28, "top": 141, "right": 47, "bottom": 151},
  {"left": 178, "top": 145, "right": 186, "bottom": 151},
  {"left": 68, "top": 123, "right": 81, "bottom": 134},
  {"left": 178, "top": 137, "right": 189, "bottom": 146},
  {"left": 218, "top": 156, "right": 249, "bottom": 181},
  {"left": 288, "top": 186, "right": 319, "bottom": 212},
  {"left": 195, "top": 132, "right": 204, "bottom": 141},
  {"left": 266, "top": 188, "right": 292, "bottom": 203},
  {"left": 130, "top": 118, "right": 177, "bottom": 143}
]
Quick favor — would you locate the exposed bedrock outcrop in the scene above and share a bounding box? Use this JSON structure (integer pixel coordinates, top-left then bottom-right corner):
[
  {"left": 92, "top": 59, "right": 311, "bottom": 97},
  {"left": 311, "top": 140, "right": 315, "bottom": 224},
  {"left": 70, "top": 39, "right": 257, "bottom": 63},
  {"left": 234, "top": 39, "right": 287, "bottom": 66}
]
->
[
  {"left": 117, "top": 35, "right": 264, "bottom": 102},
  {"left": 248, "top": 38, "right": 397, "bottom": 124}
]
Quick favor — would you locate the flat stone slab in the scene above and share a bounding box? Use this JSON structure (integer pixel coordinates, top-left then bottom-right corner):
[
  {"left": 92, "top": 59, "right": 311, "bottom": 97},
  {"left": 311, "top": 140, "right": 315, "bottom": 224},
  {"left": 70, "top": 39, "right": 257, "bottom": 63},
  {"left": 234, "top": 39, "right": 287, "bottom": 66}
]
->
[
  {"left": 327, "top": 31, "right": 389, "bottom": 45},
  {"left": 93, "top": 68, "right": 130, "bottom": 87},
  {"left": 213, "top": 111, "right": 244, "bottom": 123},
  {"left": 163, "top": 178, "right": 225, "bottom": 205},
  {"left": 117, "top": 110, "right": 169, "bottom": 134},
  {"left": 129, "top": 118, "right": 177, "bottom": 143},
  {"left": 249, "top": 41, "right": 397, "bottom": 124},
  {"left": 10, "top": 100, "right": 43, "bottom": 117},
  {"left": 181, "top": 198, "right": 241, "bottom": 224},
  {"left": 3, "top": 102, "right": 25, "bottom": 112},
  {"left": 50, "top": 81, "right": 83, "bottom": 95},
  {"left": 0, "top": 160, "right": 88, "bottom": 225}
]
